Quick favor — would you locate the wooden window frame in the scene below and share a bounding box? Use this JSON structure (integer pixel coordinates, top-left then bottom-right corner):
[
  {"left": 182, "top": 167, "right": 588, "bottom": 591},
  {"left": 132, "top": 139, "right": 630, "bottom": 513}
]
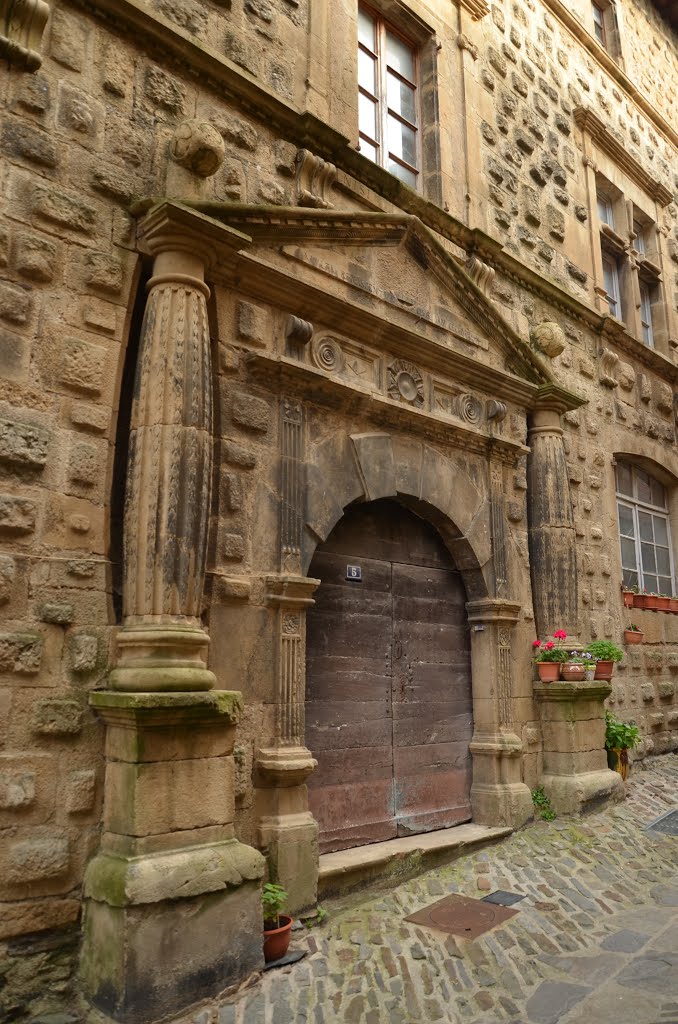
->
[
  {"left": 639, "top": 281, "right": 654, "bottom": 347},
  {"left": 592, "top": 1, "right": 607, "bottom": 47},
  {"left": 616, "top": 462, "right": 675, "bottom": 595},
  {"left": 358, "top": 3, "right": 421, "bottom": 189},
  {"left": 602, "top": 253, "right": 621, "bottom": 318}
]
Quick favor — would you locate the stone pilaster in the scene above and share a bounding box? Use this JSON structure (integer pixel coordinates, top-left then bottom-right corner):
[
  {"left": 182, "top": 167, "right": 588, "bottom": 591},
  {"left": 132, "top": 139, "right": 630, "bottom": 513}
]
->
[
  {"left": 80, "top": 691, "right": 266, "bottom": 1023},
  {"left": 255, "top": 575, "right": 320, "bottom": 914},
  {"left": 467, "top": 599, "right": 534, "bottom": 829},
  {"left": 527, "top": 388, "right": 579, "bottom": 639},
  {"left": 534, "top": 680, "right": 625, "bottom": 814},
  {"left": 111, "top": 203, "right": 246, "bottom": 692}
]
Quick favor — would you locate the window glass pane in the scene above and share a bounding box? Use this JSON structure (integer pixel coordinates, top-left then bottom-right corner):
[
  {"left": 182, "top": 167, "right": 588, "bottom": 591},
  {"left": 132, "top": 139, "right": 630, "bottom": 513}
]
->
[
  {"left": 358, "top": 137, "right": 378, "bottom": 162},
  {"left": 387, "top": 115, "right": 416, "bottom": 166},
  {"left": 389, "top": 160, "right": 417, "bottom": 187},
  {"left": 359, "top": 93, "right": 377, "bottom": 140},
  {"left": 618, "top": 503, "right": 635, "bottom": 537},
  {"left": 387, "top": 72, "right": 416, "bottom": 125},
  {"left": 358, "top": 49, "right": 376, "bottom": 93},
  {"left": 620, "top": 537, "right": 637, "bottom": 569},
  {"left": 597, "top": 195, "right": 613, "bottom": 227},
  {"left": 651, "top": 478, "right": 666, "bottom": 508},
  {"left": 385, "top": 31, "right": 415, "bottom": 81},
  {"left": 616, "top": 463, "right": 633, "bottom": 498},
  {"left": 636, "top": 469, "right": 653, "bottom": 505},
  {"left": 658, "top": 576, "right": 673, "bottom": 596},
  {"left": 623, "top": 568, "right": 638, "bottom": 588},
  {"left": 656, "top": 547, "right": 671, "bottom": 577},
  {"left": 654, "top": 516, "right": 669, "bottom": 546},
  {"left": 638, "top": 510, "right": 654, "bottom": 543},
  {"left": 634, "top": 223, "right": 645, "bottom": 254},
  {"left": 644, "top": 574, "right": 659, "bottom": 593},
  {"left": 641, "top": 543, "right": 657, "bottom": 575},
  {"left": 358, "top": 8, "right": 375, "bottom": 49}
]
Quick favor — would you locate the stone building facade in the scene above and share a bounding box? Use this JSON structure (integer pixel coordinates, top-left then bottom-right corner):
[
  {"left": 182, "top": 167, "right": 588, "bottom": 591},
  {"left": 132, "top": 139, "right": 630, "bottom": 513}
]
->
[{"left": 1, "top": 0, "right": 677, "bottom": 1018}]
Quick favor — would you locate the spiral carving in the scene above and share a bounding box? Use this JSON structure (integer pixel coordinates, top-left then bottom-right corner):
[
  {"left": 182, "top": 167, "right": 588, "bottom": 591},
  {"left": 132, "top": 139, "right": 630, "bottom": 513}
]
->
[
  {"left": 458, "top": 393, "right": 483, "bottom": 425},
  {"left": 311, "top": 336, "right": 345, "bottom": 373}
]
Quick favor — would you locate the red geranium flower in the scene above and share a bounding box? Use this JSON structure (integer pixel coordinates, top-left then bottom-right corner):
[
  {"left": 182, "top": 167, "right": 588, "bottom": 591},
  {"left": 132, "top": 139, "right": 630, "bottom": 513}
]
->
[
  {"left": 532, "top": 640, "right": 542, "bottom": 648},
  {"left": 553, "top": 630, "right": 567, "bottom": 640},
  {"left": 544, "top": 641, "right": 555, "bottom": 650}
]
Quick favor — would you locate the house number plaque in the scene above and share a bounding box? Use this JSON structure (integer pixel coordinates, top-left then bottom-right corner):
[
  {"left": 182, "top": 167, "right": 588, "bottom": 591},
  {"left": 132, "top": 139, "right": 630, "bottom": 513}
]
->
[{"left": 346, "top": 565, "right": 362, "bottom": 582}]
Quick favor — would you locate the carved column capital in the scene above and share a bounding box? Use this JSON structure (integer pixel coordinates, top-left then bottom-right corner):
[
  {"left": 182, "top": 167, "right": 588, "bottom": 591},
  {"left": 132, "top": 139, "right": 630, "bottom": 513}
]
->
[{"left": 466, "top": 598, "right": 522, "bottom": 624}]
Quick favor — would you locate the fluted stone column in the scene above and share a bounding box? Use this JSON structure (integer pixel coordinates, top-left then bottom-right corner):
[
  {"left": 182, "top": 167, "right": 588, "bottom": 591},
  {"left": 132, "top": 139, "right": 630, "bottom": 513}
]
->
[
  {"left": 81, "top": 201, "right": 263, "bottom": 1024},
  {"left": 527, "top": 389, "right": 579, "bottom": 639}
]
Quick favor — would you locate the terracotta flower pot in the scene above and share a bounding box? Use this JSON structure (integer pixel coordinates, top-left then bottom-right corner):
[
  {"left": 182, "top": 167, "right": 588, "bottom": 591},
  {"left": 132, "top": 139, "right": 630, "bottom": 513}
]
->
[
  {"left": 536, "top": 662, "right": 560, "bottom": 682},
  {"left": 622, "top": 591, "right": 634, "bottom": 608},
  {"left": 633, "top": 594, "right": 650, "bottom": 609},
  {"left": 263, "top": 915, "right": 293, "bottom": 963},
  {"left": 624, "top": 630, "right": 644, "bottom": 645},
  {"left": 560, "top": 663, "right": 585, "bottom": 681},
  {"left": 644, "top": 596, "right": 660, "bottom": 611},
  {"left": 656, "top": 596, "right": 671, "bottom": 611},
  {"left": 607, "top": 747, "right": 629, "bottom": 781},
  {"left": 594, "top": 659, "right": 614, "bottom": 680},
  {"left": 670, "top": 599, "right": 678, "bottom": 614}
]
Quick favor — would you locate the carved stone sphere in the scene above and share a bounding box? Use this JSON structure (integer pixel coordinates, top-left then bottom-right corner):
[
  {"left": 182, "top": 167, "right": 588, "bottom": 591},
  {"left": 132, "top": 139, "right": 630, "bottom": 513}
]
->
[
  {"left": 530, "top": 321, "right": 566, "bottom": 359},
  {"left": 170, "top": 120, "right": 225, "bottom": 177}
]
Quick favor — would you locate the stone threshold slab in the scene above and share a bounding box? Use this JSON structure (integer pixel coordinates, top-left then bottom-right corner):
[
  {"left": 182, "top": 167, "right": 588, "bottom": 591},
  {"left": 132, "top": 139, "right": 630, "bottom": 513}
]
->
[{"left": 318, "top": 823, "right": 512, "bottom": 900}]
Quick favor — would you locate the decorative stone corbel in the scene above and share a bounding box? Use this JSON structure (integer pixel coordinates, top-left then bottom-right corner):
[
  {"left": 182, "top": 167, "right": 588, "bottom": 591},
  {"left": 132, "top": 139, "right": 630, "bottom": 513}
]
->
[
  {"left": 0, "top": 0, "right": 49, "bottom": 71},
  {"left": 599, "top": 346, "right": 620, "bottom": 388},
  {"left": 285, "top": 314, "right": 314, "bottom": 347},
  {"left": 457, "top": 33, "right": 479, "bottom": 59},
  {"left": 465, "top": 254, "right": 495, "bottom": 296},
  {"left": 295, "top": 149, "right": 337, "bottom": 209}
]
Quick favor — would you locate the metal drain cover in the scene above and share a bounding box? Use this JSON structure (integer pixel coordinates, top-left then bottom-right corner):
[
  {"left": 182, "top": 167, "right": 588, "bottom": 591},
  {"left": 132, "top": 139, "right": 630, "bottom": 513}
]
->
[
  {"left": 405, "top": 893, "right": 519, "bottom": 939},
  {"left": 481, "top": 890, "right": 526, "bottom": 907},
  {"left": 646, "top": 809, "right": 678, "bottom": 836}
]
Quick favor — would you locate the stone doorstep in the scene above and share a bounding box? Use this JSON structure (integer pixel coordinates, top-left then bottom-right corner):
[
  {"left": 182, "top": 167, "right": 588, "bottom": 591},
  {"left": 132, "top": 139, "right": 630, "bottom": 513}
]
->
[{"left": 318, "top": 823, "right": 512, "bottom": 899}]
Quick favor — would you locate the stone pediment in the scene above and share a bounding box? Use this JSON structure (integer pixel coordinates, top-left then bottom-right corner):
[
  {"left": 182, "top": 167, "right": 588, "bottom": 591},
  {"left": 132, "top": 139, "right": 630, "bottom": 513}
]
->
[{"left": 137, "top": 201, "right": 585, "bottom": 416}]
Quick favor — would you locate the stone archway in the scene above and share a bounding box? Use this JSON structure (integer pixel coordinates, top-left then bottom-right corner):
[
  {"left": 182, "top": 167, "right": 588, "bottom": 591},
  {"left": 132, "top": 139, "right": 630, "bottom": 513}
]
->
[{"left": 305, "top": 498, "right": 474, "bottom": 853}]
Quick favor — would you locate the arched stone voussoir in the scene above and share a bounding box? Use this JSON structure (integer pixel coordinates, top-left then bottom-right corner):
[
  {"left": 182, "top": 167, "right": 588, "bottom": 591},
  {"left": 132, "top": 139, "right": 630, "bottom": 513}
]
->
[
  {"left": 350, "top": 433, "right": 397, "bottom": 501},
  {"left": 419, "top": 446, "right": 490, "bottom": 563},
  {"left": 304, "top": 433, "right": 367, "bottom": 569}
]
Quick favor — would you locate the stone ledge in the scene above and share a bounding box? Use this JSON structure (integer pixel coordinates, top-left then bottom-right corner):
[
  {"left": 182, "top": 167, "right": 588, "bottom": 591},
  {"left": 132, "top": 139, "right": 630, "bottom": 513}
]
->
[
  {"left": 318, "top": 824, "right": 511, "bottom": 900},
  {"left": 83, "top": 838, "right": 265, "bottom": 907},
  {"left": 533, "top": 679, "right": 613, "bottom": 702},
  {"left": 90, "top": 688, "right": 243, "bottom": 723}
]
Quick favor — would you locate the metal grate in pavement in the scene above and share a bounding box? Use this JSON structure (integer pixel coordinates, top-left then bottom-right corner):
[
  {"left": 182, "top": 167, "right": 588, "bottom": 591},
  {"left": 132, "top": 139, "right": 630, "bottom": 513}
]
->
[
  {"left": 405, "top": 893, "right": 519, "bottom": 939},
  {"left": 481, "top": 890, "right": 526, "bottom": 906},
  {"left": 646, "top": 809, "right": 678, "bottom": 836}
]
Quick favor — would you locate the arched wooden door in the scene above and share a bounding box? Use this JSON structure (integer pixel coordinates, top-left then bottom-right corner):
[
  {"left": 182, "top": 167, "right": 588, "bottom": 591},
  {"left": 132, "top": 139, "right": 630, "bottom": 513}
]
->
[{"left": 306, "top": 500, "right": 473, "bottom": 854}]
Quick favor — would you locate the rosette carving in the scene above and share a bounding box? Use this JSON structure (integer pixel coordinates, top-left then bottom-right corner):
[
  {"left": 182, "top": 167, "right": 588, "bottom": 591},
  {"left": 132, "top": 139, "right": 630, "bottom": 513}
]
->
[
  {"left": 458, "top": 393, "right": 483, "bottom": 425},
  {"left": 311, "top": 336, "right": 345, "bottom": 374},
  {"left": 387, "top": 360, "right": 425, "bottom": 408}
]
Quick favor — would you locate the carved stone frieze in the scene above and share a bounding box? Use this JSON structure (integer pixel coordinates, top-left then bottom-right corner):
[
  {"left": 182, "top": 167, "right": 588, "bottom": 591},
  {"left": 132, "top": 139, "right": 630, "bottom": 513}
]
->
[
  {"left": 387, "top": 359, "right": 424, "bottom": 408},
  {"left": 285, "top": 315, "right": 313, "bottom": 347},
  {"left": 311, "top": 335, "right": 345, "bottom": 374},
  {"left": 458, "top": 393, "right": 484, "bottom": 425},
  {"left": 295, "top": 149, "right": 337, "bottom": 209},
  {"left": 0, "top": 0, "right": 49, "bottom": 71},
  {"left": 280, "top": 399, "right": 304, "bottom": 576}
]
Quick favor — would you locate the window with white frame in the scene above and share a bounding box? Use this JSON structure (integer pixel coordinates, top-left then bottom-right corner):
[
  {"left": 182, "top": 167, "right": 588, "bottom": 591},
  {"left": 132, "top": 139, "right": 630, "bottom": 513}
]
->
[
  {"left": 633, "top": 219, "right": 646, "bottom": 255},
  {"left": 592, "top": 2, "right": 606, "bottom": 45},
  {"left": 616, "top": 461, "right": 674, "bottom": 595},
  {"left": 640, "top": 282, "right": 654, "bottom": 346},
  {"left": 602, "top": 254, "right": 621, "bottom": 317},
  {"left": 358, "top": 5, "right": 420, "bottom": 188},
  {"left": 597, "top": 191, "right": 614, "bottom": 227}
]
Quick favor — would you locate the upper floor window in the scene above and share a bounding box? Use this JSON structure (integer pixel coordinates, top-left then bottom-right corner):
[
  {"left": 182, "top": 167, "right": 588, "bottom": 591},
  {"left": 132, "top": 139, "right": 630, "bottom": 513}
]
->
[
  {"left": 602, "top": 253, "right": 621, "bottom": 318},
  {"left": 617, "top": 461, "right": 674, "bottom": 595},
  {"left": 358, "top": 5, "right": 420, "bottom": 188},
  {"left": 639, "top": 282, "right": 654, "bottom": 347},
  {"left": 597, "top": 191, "right": 614, "bottom": 228},
  {"left": 592, "top": 2, "right": 606, "bottom": 45}
]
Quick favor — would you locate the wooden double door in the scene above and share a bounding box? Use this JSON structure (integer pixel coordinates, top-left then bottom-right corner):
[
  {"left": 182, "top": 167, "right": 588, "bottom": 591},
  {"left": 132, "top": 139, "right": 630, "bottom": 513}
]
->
[{"left": 306, "top": 500, "right": 473, "bottom": 854}]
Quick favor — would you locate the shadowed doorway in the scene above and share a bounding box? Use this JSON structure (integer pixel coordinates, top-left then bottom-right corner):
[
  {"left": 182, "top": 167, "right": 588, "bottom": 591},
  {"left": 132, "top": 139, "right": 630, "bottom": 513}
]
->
[{"left": 306, "top": 500, "right": 473, "bottom": 854}]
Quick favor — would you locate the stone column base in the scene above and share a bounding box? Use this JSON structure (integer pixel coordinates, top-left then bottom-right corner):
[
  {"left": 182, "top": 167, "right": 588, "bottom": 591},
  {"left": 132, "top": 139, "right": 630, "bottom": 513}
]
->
[
  {"left": 81, "top": 842, "right": 265, "bottom": 1023},
  {"left": 534, "top": 679, "right": 624, "bottom": 815},
  {"left": 541, "top": 769, "right": 624, "bottom": 815},
  {"left": 469, "top": 732, "right": 534, "bottom": 829}
]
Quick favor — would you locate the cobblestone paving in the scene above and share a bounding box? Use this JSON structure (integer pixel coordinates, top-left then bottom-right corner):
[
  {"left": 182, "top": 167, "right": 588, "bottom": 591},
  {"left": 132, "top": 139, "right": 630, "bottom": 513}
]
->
[{"left": 180, "top": 755, "right": 678, "bottom": 1024}]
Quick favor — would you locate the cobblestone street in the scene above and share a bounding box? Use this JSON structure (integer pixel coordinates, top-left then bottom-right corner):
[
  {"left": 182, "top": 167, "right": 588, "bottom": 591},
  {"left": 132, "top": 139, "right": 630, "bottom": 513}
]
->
[{"left": 173, "top": 755, "right": 678, "bottom": 1024}]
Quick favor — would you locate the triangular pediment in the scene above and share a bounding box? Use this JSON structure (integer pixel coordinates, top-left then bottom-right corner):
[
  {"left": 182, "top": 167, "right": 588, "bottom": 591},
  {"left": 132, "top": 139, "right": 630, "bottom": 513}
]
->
[{"left": 138, "top": 201, "right": 585, "bottom": 414}]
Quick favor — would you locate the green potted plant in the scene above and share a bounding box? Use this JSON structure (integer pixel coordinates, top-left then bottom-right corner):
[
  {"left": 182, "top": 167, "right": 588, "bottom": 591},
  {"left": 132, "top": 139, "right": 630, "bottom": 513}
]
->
[
  {"left": 262, "top": 882, "right": 293, "bottom": 963},
  {"left": 656, "top": 593, "right": 672, "bottom": 612},
  {"left": 621, "top": 584, "right": 636, "bottom": 609},
  {"left": 581, "top": 651, "right": 596, "bottom": 681},
  {"left": 624, "top": 623, "right": 644, "bottom": 645},
  {"left": 533, "top": 630, "right": 569, "bottom": 682},
  {"left": 586, "top": 640, "right": 624, "bottom": 680},
  {"left": 605, "top": 711, "right": 640, "bottom": 780}
]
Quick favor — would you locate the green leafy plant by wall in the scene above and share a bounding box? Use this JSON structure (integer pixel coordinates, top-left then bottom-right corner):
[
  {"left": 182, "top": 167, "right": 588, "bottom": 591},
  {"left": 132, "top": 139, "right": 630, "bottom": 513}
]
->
[{"left": 532, "top": 786, "right": 556, "bottom": 821}]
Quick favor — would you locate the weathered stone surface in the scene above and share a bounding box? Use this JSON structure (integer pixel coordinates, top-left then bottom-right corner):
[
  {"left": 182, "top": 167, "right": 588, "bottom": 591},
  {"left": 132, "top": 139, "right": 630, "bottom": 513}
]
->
[
  {"left": 0, "top": 418, "right": 49, "bottom": 468},
  {"left": 231, "top": 391, "right": 270, "bottom": 432},
  {"left": 0, "top": 632, "right": 42, "bottom": 673},
  {"left": 6, "top": 833, "right": 70, "bottom": 883},
  {"left": 32, "top": 699, "right": 83, "bottom": 735},
  {"left": 0, "top": 494, "right": 36, "bottom": 534}
]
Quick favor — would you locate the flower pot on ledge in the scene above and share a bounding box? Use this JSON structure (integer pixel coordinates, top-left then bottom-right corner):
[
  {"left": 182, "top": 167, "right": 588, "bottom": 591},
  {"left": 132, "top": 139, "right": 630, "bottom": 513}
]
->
[
  {"left": 656, "top": 596, "right": 671, "bottom": 612},
  {"left": 536, "top": 662, "right": 560, "bottom": 682},
  {"left": 622, "top": 591, "right": 635, "bottom": 609},
  {"left": 594, "top": 660, "right": 615, "bottom": 681},
  {"left": 624, "top": 629, "right": 644, "bottom": 645},
  {"left": 560, "top": 663, "right": 586, "bottom": 681}
]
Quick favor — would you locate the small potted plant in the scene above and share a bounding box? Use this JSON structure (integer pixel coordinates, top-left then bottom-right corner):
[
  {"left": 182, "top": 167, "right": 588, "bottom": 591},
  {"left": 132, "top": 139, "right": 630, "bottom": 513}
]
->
[
  {"left": 586, "top": 640, "right": 624, "bottom": 680},
  {"left": 624, "top": 623, "right": 644, "bottom": 645},
  {"left": 533, "top": 632, "right": 569, "bottom": 682},
  {"left": 621, "top": 584, "right": 635, "bottom": 609},
  {"left": 581, "top": 651, "right": 596, "bottom": 681},
  {"left": 560, "top": 651, "right": 586, "bottom": 681},
  {"left": 604, "top": 711, "right": 640, "bottom": 781},
  {"left": 262, "top": 882, "right": 293, "bottom": 964},
  {"left": 657, "top": 593, "right": 672, "bottom": 612}
]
